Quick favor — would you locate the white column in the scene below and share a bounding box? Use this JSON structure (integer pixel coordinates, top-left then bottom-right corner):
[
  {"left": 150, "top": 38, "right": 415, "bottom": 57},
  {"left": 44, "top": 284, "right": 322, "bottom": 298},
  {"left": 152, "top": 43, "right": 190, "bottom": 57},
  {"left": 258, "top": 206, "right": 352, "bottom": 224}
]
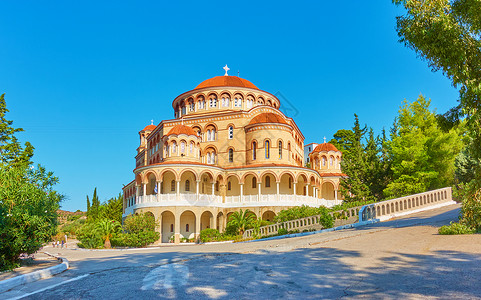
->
[
  {"left": 143, "top": 184, "right": 146, "bottom": 197},
  {"left": 135, "top": 185, "right": 140, "bottom": 204},
  {"left": 240, "top": 183, "right": 244, "bottom": 202},
  {"left": 196, "top": 180, "right": 200, "bottom": 201},
  {"left": 157, "top": 181, "right": 161, "bottom": 202},
  {"left": 276, "top": 182, "right": 280, "bottom": 202},
  {"left": 258, "top": 182, "right": 262, "bottom": 201},
  {"left": 335, "top": 190, "right": 338, "bottom": 201},
  {"left": 176, "top": 180, "right": 180, "bottom": 201},
  {"left": 293, "top": 182, "right": 297, "bottom": 202}
]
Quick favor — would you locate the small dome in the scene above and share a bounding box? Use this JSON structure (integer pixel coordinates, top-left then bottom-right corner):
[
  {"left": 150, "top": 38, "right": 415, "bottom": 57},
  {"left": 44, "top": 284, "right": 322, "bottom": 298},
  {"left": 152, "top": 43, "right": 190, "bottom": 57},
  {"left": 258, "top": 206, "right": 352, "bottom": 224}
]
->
[
  {"left": 248, "top": 113, "right": 289, "bottom": 125},
  {"left": 166, "top": 125, "right": 198, "bottom": 136},
  {"left": 143, "top": 124, "right": 156, "bottom": 131},
  {"left": 313, "top": 143, "right": 339, "bottom": 153},
  {"left": 195, "top": 76, "right": 259, "bottom": 90}
]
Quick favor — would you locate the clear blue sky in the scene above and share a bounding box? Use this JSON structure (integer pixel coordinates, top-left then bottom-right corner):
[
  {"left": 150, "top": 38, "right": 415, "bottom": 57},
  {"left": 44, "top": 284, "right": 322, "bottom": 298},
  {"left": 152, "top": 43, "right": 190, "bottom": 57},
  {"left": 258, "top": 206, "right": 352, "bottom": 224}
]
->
[{"left": 0, "top": 1, "right": 459, "bottom": 211}]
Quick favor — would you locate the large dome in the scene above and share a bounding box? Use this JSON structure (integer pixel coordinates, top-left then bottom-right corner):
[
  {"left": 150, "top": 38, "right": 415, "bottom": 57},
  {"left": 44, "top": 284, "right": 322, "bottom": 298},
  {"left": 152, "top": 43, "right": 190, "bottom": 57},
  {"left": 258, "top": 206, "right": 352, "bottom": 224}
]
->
[{"left": 194, "top": 76, "right": 259, "bottom": 90}]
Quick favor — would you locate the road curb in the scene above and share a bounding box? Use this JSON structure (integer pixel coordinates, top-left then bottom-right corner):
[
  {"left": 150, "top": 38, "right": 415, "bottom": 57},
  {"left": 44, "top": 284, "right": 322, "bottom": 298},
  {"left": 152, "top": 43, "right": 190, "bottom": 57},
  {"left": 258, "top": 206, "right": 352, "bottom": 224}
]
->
[{"left": 0, "top": 252, "right": 69, "bottom": 294}]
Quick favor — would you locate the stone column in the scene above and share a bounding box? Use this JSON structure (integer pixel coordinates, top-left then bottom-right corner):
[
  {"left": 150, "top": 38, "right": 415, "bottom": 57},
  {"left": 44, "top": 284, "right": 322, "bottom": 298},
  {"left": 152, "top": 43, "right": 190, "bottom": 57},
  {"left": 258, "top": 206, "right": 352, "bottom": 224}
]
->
[
  {"left": 240, "top": 183, "right": 244, "bottom": 202},
  {"left": 196, "top": 180, "right": 200, "bottom": 201},
  {"left": 335, "top": 189, "right": 338, "bottom": 201},
  {"left": 293, "top": 182, "right": 297, "bottom": 202},
  {"left": 158, "top": 213, "right": 163, "bottom": 244},
  {"left": 258, "top": 182, "right": 262, "bottom": 201},
  {"left": 176, "top": 180, "right": 180, "bottom": 201},
  {"left": 195, "top": 212, "right": 201, "bottom": 241},
  {"left": 276, "top": 181, "right": 280, "bottom": 202},
  {"left": 156, "top": 181, "right": 161, "bottom": 202},
  {"left": 174, "top": 211, "right": 180, "bottom": 244},
  {"left": 135, "top": 185, "right": 140, "bottom": 204}
]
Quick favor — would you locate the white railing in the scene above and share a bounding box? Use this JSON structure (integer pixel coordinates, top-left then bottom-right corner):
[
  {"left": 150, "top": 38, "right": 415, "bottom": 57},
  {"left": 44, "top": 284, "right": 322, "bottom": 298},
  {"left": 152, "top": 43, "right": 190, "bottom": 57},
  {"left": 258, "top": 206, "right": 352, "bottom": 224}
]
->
[
  {"left": 124, "top": 194, "right": 342, "bottom": 213},
  {"left": 243, "top": 187, "right": 454, "bottom": 239}
]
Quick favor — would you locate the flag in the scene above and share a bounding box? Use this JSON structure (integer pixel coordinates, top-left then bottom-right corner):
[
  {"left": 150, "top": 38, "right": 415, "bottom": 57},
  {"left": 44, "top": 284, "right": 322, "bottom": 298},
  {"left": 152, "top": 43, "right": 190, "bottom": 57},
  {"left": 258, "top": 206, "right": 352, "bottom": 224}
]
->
[{"left": 154, "top": 185, "right": 158, "bottom": 194}]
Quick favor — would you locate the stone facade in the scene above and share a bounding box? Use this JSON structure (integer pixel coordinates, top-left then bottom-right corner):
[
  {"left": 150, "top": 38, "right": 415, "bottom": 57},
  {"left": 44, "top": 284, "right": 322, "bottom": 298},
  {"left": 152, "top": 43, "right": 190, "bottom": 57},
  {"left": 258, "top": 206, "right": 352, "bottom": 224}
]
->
[{"left": 122, "top": 72, "right": 346, "bottom": 244}]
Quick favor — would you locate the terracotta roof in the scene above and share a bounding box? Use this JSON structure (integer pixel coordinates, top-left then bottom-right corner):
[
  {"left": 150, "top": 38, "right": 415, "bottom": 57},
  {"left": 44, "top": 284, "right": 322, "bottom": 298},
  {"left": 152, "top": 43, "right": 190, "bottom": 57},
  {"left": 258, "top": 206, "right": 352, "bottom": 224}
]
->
[
  {"left": 194, "top": 76, "right": 259, "bottom": 90},
  {"left": 166, "top": 125, "right": 198, "bottom": 136},
  {"left": 248, "top": 113, "right": 289, "bottom": 125},
  {"left": 312, "top": 143, "right": 339, "bottom": 153},
  {"left": 143, "top": 124, "right": 156, "bottom": 131}
]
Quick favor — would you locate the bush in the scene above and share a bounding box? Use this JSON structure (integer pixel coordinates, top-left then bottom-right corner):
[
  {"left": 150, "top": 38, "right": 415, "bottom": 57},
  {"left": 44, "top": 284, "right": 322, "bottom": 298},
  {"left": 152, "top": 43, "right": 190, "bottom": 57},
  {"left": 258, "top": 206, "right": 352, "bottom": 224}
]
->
[
  {"left": 200, "top": 228, "right": 220, "bottom": 242},
  {"left": 123, "top": 213, "right": 157, "bottom": 234},
  {"left": 111, "top": 231, "right": 159, "bottom": 248},
  {"left": 274, "top": 205, "right": 334, "bottom": 229},
  {"left": 277, "top": 228, "right": 288, "bottom": 235},
  {"left": 77, "top": 223, "right": 103, "bottom": 249},
  {"left": 438, "top": 222, "right": 475, "bottom": 235}
]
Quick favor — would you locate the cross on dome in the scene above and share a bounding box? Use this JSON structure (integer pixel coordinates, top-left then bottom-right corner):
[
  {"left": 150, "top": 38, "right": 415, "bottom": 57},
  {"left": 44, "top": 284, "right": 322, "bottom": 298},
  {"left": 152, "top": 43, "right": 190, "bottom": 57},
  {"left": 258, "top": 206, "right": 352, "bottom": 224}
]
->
[
  {"left": 223, "top": 64, "right": 230, "bottom": 76},
  {"left": 151, "top": 119, "right": 154, "bottom": 125},
  {"left": 323, "top": 136, "right": 326, "bottom": 143}
]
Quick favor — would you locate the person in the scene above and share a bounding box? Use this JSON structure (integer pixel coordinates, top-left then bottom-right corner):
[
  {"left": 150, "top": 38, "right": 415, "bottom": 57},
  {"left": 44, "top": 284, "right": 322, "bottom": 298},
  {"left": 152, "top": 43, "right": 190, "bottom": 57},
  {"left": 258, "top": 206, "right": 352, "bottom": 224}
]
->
[
  {"left": 61, "top": 240, "right": 64, "bottom": 248},
  {"left": 64, "top": 234, "right": 68, "bottom": 248},
  {"left": 52, "top": 241, "right": 56, "bottom": 248},
  {"left": 56, "top": 240, "right": 60, "bottom": 248}
]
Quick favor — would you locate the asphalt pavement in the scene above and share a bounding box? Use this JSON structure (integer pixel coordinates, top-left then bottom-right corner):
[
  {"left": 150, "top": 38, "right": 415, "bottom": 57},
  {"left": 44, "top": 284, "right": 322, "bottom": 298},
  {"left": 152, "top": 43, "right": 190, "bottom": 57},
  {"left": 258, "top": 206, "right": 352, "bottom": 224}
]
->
[{"left": 2, "top": 203, "right": 480, "bottom": 299}]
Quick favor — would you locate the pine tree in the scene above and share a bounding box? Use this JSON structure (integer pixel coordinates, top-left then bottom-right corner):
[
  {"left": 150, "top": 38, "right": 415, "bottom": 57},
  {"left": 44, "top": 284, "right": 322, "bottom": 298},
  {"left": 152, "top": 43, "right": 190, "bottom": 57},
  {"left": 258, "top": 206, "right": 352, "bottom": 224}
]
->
[
  {"left": 384, "top": 95, "right": 463, "bottom": 198},
  {"left": 86, "top": 195, "right": 91, "bottom": 217}
]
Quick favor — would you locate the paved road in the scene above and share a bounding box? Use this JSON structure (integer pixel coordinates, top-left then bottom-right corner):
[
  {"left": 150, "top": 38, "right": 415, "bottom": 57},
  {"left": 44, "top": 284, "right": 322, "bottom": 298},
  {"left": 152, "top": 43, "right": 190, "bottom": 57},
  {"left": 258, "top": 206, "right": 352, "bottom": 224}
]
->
[{"left": 3, "top": 204, "right": 481, "bottom": 299}]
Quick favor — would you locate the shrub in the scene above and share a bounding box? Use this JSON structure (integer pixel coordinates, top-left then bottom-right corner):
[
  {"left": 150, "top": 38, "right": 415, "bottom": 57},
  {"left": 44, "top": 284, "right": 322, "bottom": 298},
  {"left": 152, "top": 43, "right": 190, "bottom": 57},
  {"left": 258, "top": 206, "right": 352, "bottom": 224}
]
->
[
  {"left": 200, "top": 228, "right": 220, "bottom": 242},
  {"left": 111, "top": 231, "right": 159, "bottom": 248},
  {"left": 438, "top": 222, "right": 475, "bottom": 235},
  {"left": 277, "top": 228, "right": 288, "bottom": 235},
  {"left": 123, "top": 213, "right": 157, "bottom": 234},
  {"left": 77, "top": 223, "right": 103, "bottom": 249},
  {"left": 274, "top": 205, "right": 334, "bottom": 229}
]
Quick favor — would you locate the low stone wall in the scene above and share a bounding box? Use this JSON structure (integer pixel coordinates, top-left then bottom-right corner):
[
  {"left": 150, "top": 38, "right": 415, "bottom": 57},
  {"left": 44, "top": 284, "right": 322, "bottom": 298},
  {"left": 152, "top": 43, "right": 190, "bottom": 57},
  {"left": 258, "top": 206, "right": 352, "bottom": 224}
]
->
[{"left": 243, "top": 187, "right": 453, "bottom": 239}]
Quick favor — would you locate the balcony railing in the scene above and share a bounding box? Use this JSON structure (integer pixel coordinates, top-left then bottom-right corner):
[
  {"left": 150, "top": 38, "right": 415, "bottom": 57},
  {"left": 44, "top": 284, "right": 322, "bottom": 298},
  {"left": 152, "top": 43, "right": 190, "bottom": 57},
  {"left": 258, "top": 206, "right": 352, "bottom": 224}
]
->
[{"left": 123, "top": 193, "right": 343, "bottom": 216}]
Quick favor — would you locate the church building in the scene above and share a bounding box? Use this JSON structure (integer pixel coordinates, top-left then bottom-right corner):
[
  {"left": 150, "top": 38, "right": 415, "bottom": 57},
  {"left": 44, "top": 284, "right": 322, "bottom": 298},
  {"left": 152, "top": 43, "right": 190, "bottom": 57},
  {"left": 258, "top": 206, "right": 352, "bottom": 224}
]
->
[{"left": 122, "top": 66, "right": 345, "bottom": 243}]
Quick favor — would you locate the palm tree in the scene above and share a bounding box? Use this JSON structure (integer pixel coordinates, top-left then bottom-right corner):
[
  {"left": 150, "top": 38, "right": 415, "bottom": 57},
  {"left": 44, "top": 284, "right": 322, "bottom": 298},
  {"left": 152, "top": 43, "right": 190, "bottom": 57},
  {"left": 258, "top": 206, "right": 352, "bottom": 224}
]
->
[
  {"left": 227, "top": 209, "right": 255, "bottom": 235},
  {"left": 95, "top": 219, "right": 120, "bottom": 248}
]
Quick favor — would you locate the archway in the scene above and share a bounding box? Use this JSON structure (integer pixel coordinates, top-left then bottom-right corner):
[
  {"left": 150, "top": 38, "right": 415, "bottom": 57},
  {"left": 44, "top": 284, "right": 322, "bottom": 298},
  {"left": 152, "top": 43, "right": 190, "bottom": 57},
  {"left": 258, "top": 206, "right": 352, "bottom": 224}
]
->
[
  {"left": 201, "top": 211, "right": 214, "bottom": 231},
  {"left": 279, "top": 173, "right": 294, "bottom": 195},
  {"left": 161, "top": 170, "right": 177, "bottom": 195},
  {"left": 180, "top": 210, "right": 196, "bottom": 241},
  {"left": 261, "top": 172, "right": 277, "bottom": 196},
  {"left": 226, "top": 175, "right": 241, "bottom": 197},
  {"left": 321, "top": 182, "right": 335, "bottom": 199},
  {"left": 180, "top": 170, "right": 197, "bottom": 194},
  {"left": 262, "top": 210, "right": 276, "bottom": 222},
  {"left": 161, "top": 210, "right": 175, "bottom": 243}
]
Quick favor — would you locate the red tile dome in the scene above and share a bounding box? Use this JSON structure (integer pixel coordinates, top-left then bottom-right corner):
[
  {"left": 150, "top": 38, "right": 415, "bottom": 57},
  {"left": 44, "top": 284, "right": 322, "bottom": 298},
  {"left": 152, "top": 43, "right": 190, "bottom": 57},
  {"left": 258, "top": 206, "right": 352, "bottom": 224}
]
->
[
  {"left": 313, "top": 143, "right": 339, "bottom": 153},
  {"left": 248, "top": 113, "right": 288, "bottom": 125},
  {"left": 166, "top": 125, "right": 198, "bottom": 136},
  {"left": 143, "top": 124, "right": 156, "bottom": 131},
  {"left": 195, "top": 76, "right": 259, "bottom": 90}
]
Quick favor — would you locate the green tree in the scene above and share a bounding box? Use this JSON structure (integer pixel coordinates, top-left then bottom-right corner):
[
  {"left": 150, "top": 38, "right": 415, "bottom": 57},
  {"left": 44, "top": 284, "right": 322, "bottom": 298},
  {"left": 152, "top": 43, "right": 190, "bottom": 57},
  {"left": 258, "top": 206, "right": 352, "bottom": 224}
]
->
[
  {"left": 227, "top": 209, "right": 255, "bottom": 235},
  {"left": 99, "top": 193, "right": 123, "bottom": 223},
  {"left": 86, "top": 195, "right": 90, "bottom": 218},
  {"left": 87, "top": 188, "right": 100, "bottom": 221},
  {"left": 0, "top": 94, "right": 62, "bottom": 270},
  {"left": 332, "top": 114, "right": 372, "bottom": 202},
  {"left": 95, "top": 219, "right": 121, "bottom": 249},
  {"left": 385, "top": 95, "right": 463, "bottom": 198},
  {"left": 393, "top": 0, "right": 481, "bottom": 230}
]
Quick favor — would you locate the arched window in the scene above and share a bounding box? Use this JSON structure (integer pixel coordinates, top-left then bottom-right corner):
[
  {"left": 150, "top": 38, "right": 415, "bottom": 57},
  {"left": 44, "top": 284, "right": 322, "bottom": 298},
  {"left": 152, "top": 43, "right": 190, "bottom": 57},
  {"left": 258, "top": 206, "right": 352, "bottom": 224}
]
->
[
  {"left": 278, "top": 141, "right": 283, "bottom": 159},
  {"left": 186, "top": 224, "right": 189, "bottom": 232},
  {"left": 322, "top": 156, "right": 326, "bottom": 167},
  {"left": 172, "top": 142, "right": 177, "bottom": 154},
  {"left": 207, "top": 153, "right": 211, "bottom": 164},
  {"left": 181, "top": 106, "right": 186, "bottom": 116},
  {"left": 228, "top": 148, "right": 234, "bottom": 163},
  {"left": 228, "top": 126, "right": 233, "bottom": 139},
  {"left": 252, "top": 142, "right": 257, "bottom": 160},
  {"left": 180, "top": 141, "right": 185, "bottom": 153},
  {"left": 265, "top": 176, "right": 270, "bottom": 188},
  {"left": 265, "top": 140, "right": 270, "bottom": 159},
  {"left": 170, "top": 224, "right": 173, "bottom": 232},
  {"left": 190, "top": 101, "right": 195, "bottom": 111},
  {"left": 171, "top": 180, "right": 175, "bottom": 191},
  {"left": 207, "top": 130, "right": 211, "bottom": 141},
  {"left": 330, "top": 156, "right": 334, "bottom": 166},
  {"left": 288, "top": 177, "right": 292, "bottom": 189},
  {"left": 252, "top": 177, "right": 257, "bottom": 188},
  {"left": 185, "top": 180, "right": 190, "bottom": 192},
  {"left": 190, "top": 142, "right": 193, "bottom": 154},
  {"left": 228, "top": 181, "right": 231, "bottom": 191}
]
